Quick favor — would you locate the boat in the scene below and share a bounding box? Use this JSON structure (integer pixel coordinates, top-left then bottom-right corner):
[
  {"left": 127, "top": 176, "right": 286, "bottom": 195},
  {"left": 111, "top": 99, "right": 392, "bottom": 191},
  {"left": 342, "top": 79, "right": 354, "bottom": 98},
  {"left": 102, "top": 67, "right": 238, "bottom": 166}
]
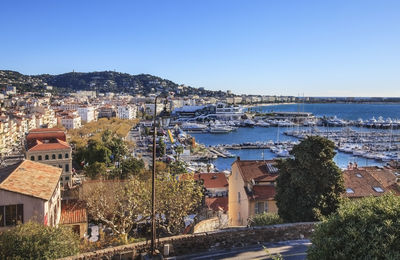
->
[
  {"left": 181, "top": 122, "right": 208, "bottom": 132},
  {"left": 209, "top": 124, "right": 235, "bottom": 133}
]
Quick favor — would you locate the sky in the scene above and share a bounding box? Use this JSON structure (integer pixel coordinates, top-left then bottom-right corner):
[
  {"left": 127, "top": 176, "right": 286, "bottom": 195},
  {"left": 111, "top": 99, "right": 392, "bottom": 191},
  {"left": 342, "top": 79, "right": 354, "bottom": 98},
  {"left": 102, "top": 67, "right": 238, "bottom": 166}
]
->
[{"left": 0, "top": 0, "right": 399, "bottom": 97}]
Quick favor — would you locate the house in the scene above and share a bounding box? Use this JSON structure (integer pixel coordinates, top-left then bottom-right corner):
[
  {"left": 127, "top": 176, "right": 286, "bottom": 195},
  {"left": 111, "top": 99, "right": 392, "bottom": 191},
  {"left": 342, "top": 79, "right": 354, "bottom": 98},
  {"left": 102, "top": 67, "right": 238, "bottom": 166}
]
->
[
  {"left": 343, "top": 165, "right": 400, "bottom": 198},
  {"left": 229, "top": 159, "right": 279, "bottom": 226},
  {"left": 0, "top": 160, "right": 62, "bottom": 230},
  {"left": 25, "top": 128, "right": 73, "bottom": 187},
  {"left": 60, "top": 200, "right": 88, "bottom": 238},
  {"left": 194, "top": 172, "right": 229, "bottom": 213}
]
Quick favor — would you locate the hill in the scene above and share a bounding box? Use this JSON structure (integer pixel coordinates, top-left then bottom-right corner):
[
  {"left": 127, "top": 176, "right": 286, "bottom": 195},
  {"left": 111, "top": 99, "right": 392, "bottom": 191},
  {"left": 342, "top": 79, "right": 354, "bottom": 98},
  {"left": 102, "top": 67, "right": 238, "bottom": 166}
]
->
[{"left": 0, "top": 70, "right": 227, "bottom": 97}]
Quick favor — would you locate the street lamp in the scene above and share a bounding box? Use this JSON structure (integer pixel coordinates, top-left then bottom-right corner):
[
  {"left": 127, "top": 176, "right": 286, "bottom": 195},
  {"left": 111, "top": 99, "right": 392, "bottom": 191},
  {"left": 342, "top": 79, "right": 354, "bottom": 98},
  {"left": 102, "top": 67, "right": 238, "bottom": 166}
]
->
[{"left": 150, "top": 93, "right": 171, "bottom": 257}]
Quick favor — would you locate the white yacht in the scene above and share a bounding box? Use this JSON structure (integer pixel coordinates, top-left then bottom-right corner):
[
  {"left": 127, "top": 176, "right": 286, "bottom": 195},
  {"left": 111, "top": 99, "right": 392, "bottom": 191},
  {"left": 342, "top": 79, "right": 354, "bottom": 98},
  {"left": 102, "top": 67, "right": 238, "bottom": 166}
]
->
[{"left": 181, "top": 122, "right": 208, "bottom": 132}]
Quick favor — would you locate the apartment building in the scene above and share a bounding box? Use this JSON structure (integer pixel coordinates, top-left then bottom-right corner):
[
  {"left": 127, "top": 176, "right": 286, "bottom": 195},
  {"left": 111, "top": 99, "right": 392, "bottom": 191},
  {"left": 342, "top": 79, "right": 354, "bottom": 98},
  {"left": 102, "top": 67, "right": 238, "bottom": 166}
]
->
[
  {"left": 0, "top": 160, "right": 62, "bottom": 231},
  {"left": 117, "top": 105, "right": 137, "bottom": 119},
  {"left": 25, "top": 128, "right": 73, "bottom": 187},
  {"left": 77, "top": 106, "right": 96, "bottom": 123}
]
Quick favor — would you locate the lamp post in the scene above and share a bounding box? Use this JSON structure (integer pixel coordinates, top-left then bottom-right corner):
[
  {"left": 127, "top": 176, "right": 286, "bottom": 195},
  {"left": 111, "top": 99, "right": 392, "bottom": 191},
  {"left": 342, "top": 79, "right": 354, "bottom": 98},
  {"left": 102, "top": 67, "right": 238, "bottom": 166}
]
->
[{"left": 150, "top": 94, "right": 170, "bottom": 257}]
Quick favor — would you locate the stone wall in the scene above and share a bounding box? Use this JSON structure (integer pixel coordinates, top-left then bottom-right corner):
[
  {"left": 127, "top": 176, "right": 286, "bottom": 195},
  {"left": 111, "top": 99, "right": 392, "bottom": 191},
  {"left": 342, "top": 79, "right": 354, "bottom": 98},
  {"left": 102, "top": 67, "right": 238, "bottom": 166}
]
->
[{"left": 60, "top": 222, "right": 315, "bottom": 260}]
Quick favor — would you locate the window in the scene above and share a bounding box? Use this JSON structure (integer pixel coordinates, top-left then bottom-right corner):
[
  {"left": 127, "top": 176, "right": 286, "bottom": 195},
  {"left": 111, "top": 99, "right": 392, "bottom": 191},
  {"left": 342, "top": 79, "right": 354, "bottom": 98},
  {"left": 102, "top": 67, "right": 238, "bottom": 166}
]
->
[
  {"left": 52, "top": 154, "right": 56, "bottom": 160},
  {"left": 65, "top": 153, "right": 69, "bottom": 159},
  {"left": 65, "top": 164, "right": 69, "bottom": 172},
  {"left": 65, "top": 176, "right": 70, "bottom": 181},
  {"left": 238, "top": 192, "right": 241, "bottom": 204},
  {"left": 255, "top": 201, "right": 268, "bottom": 214},
  {"left": 373, "top": 186, "right": 384, "bottom": 193},
  {"left": 58, "top": 154, "right": 62, "bottom": 159},
  {"left": 0, "top": 204, "right": 23, "bottom": 227},
  {"left": 346, "top": 188, "right": 355, "bottom": 194},
  {"left": 45, "top": 155, "right": 49, "bottom": 160},
  {"left": 30, "top": 156, "right": 35, "bottom": 161},
  {"left": 38, "top": 155, "right": 42, "bottom": 161}
]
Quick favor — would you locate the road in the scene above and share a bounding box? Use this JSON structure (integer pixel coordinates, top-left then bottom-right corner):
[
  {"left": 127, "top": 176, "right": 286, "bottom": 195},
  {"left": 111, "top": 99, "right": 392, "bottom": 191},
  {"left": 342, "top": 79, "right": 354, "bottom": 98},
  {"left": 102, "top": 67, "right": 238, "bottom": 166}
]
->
[{"left": 166, "top": 239, "right": 311, "bottom": 260}]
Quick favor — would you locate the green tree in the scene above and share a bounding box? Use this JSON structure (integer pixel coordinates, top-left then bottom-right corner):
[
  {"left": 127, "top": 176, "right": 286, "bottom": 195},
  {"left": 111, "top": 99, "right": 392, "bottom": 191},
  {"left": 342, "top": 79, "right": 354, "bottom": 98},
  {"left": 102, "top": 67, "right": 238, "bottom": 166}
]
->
[
  {"left": 84, "top": 161, "right": 108, "bottom": 179},
  {"left": 120, "top": 157, "right": 145, "bottom": 179},
  {"left": 248, "top": 212, "right": 283, "bottom": 227},
  {"left": 158, "top": 137, "right": 166, "bottom": 157},
  {"left": 0, "top": 221, "right": 79, "bottom": 259},
  {"left": 308, "top": 194, "right": 400, "bottom": 259},
  {"left": 174, "top": 145, "right": 184, "bottom": 160},
  {"left": 169, "top": 160, "right": 187, "bottom": 175},
  {"left": 86, "top": 139, "right": 112, "bottom": 165},
  {"left": 275, "top": 136, "right": 344, "bottom": 222}
]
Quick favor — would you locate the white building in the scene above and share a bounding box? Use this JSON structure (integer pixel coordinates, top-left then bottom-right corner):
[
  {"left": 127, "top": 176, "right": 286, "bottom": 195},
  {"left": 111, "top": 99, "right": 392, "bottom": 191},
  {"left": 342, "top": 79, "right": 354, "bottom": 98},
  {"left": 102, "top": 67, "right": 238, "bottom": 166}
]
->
[
  {"left": 117, "top": 105, "right": 137, "bottom": 120},
  {"left": 61, "top": 115, "right": 82, "bottom": 130},
  {"left": 77, "top": 106, "right": 96, "bottom": 123}
]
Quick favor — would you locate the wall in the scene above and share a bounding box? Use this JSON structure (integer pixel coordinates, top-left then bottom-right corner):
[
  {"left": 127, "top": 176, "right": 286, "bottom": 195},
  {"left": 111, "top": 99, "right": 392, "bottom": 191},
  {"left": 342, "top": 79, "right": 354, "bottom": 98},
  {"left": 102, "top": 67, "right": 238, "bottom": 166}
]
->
[
  {"left": 60, "top": 222, "right": 315, "bottom": 260},
  {"left": 228, "top": 163, "right": 250, "bottom": 226},
  {"left": 0, "top": 190, "right": 45, "bottom": 231}
]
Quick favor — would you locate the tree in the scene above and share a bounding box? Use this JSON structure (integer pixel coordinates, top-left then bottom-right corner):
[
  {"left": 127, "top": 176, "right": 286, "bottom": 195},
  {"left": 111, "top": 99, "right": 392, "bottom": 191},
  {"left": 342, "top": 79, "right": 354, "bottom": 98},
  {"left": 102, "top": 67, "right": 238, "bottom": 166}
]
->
[
  {"left": 275, "top": 136, "right": 344, "bottom": 222},
  {"left": 308, "top": 194, "right": 400, "bottom": 259},
  {"left": 119, "top": 157, "right": 145, "bottom": 179},
  {"left": 85, "top": 139, "right": 112, "bottom": 165},
  {"left": 81, "top": 179, "right": 149, "bottom": 243},
  {"left": 84, "top": 161, "right": 108, "bottom": 179},
  {"left": 0, "top": 221, "right": 79, "bottom": 259},
  {"left": 158, "top": 137, "right": 166, "bottom": 157}
]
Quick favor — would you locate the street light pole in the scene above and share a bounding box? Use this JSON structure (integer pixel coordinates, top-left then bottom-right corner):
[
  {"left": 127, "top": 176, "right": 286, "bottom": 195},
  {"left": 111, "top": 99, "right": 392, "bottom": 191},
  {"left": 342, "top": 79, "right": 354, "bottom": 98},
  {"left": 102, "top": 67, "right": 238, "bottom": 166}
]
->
[{"left": 151, "top": 96, "right": 158, "bottom": 256}]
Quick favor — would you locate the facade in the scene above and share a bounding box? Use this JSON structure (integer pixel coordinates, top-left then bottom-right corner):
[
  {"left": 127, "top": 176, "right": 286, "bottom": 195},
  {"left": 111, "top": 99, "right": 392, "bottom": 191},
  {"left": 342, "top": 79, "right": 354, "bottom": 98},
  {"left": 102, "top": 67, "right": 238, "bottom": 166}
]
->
[
  {"left": 117, "top": 105, "right": 137, "bottom": 119},
  {"left": 60, "top": 200, "right": 88, "bottom": 238},
  {"left": 25, "top": 128, "right": 73, "bottom": 187},
  {"left": 77, "top": 106, "right": 96, "bottom": 122},
  {"left": 0, "top": 160, "right": 62, "bottom": 231},
  {"left": 229, "top": 159, "right": 278, "bottom": 226},
  {"left": 61, "top": 114, "right": 82, "bottom": 130}
]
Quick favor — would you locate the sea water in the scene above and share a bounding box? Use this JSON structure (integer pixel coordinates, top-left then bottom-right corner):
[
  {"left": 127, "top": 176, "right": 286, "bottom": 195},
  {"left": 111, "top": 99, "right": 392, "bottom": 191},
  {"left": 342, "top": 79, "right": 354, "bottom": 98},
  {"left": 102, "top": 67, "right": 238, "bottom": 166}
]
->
[{"left": 191, "top": 103, "right": 400, "bottom": 171}]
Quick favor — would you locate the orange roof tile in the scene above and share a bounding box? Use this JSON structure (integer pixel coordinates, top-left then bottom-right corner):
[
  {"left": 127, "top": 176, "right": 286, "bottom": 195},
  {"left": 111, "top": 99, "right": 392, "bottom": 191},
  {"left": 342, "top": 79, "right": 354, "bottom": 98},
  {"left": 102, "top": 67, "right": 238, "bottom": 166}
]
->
[
  {"left": 250, "top": 185, "right": 276, "bottom": 201},
  {"left": 0, "top": 160, "right": 61, "bottom": 201},
  {"left": 60, "top": 200, "right": 87, "bottom": 224},
  {"left": 194, "top": 172, "right": 228, "bottom": 189},
  {"left": 205, "top": 197, "right": 228, "bottom": 212},
  {"left": 233, "top": 160, "right": 279, "bottom": 183},
  {"left": 28, "top": 138, "right": 70, "bottom": 151}
]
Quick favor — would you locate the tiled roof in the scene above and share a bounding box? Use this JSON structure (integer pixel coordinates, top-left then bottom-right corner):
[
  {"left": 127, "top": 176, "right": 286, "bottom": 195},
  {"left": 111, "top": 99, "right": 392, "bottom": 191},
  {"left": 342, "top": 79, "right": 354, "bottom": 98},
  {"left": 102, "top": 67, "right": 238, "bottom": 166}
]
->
[
  {"left": 0, "top": 160, "right": 61, "bottom": 201},
  {"left": 60, "top": 200, "right": 87, "bottom": 224},
  {"left": 233, "top": 160, "right": 279, "bottom": 183},
  {"left": 343, "top": 167, "right": 397, "bottom": 198},
  {"left": 28, "top": 138, "right": 70, "bottom": 151},
  {"left": 26, "top": 128, "right": 66, "bottom": 148},
  {"left": 205, "top": 197, "right": 228, "bottom": 212},
  {"left": 194, "top": 172, "right": 228, "bottom": 189},
  {"left": 250, "top": 185, "right": 276, "bottom": 201}
]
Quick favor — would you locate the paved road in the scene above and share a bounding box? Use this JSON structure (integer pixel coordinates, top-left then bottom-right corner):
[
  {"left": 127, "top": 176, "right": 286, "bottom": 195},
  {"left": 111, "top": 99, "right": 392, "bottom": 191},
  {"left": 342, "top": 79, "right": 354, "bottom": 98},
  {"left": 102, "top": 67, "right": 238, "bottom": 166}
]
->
[{"left": 167, "top": 240, "right": 311, "bottom": 260}]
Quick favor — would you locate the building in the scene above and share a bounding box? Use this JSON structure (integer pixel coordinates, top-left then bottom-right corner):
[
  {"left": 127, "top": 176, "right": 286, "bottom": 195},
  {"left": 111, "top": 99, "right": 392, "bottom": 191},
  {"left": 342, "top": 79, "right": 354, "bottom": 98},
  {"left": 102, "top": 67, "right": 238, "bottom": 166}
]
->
[
  {"left": 0, "top": 160, "right": 62, "bottom": 230},
  {"left": 61, "top": 114, "right": 82, "bottom": 130},
  {"left": 25, "top": 128, "right": 73, "bottom": 187},
  {"left": 194, "top": 172, "right": 229, "bottom": 213},
  {"left": 229, "top": 159, "right": 279, "bottom": 226},
  {"left": 343, "top": 165, "right": 400, "bottom": 198},
  {"left": 117, "top": 105, "right": 137, "bottom": 119},
  {"left": 60, "top": 200, "right": 88, "bottom": 238},
  {"left": 77, "top": 106, "right": 96, "bottom": 123}
]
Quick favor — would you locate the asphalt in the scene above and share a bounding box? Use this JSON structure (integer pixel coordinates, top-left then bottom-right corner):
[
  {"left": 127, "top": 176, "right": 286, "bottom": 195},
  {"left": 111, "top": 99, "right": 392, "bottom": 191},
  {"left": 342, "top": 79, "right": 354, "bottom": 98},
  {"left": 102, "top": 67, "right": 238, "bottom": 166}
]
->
[{"left": 165, "top": 239, "right": 311, "bottom": 260}]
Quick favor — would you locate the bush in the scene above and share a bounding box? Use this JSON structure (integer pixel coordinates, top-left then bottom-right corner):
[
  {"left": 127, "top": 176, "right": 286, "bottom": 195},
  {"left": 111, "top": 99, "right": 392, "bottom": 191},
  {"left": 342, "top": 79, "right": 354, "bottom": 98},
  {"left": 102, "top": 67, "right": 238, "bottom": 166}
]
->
[
  {"left": 308, "top": 194, "right": 400, "bottom": 259},
  {"left": 248, "top": 212, "right": 283, "bottom": 226},
  {"left": 0, "top": 221, "right": 79, "bottom": 259}
]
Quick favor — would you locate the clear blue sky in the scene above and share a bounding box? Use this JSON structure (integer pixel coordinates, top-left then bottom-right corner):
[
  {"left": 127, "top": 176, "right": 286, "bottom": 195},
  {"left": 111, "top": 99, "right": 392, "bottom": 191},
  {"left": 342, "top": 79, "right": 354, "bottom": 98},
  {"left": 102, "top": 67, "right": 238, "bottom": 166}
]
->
[{"left": 1, "top": 0, "right": 399, "bottom": 97}]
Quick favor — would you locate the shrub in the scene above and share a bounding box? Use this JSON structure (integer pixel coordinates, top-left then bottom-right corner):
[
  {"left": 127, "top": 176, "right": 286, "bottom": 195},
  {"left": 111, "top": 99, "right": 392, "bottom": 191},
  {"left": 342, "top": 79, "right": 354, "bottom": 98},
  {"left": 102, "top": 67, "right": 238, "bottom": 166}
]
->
[
  {"left": 0, "top": 221, "right": 79, "bottom": 259},
  {"left": 308, "top": 194, "right": 400, "bottom": 259},
  {"left": 248, "top": 212, "right": 283, "bottom": 226}
]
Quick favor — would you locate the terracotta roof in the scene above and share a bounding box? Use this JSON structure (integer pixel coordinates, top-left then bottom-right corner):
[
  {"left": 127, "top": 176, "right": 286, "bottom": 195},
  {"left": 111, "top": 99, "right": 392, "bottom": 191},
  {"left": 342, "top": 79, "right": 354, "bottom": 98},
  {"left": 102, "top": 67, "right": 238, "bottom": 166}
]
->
[
  {"left": 205, "top": 197, "right": 228, "bottom": 212},
  {"left": 0, "top": 160, "right": 61, "bottom": 201},
  {"left": 250, "top": 185, "right": 276, "bottom": 200},
  {"left": 343, "top": 167, "right": 396, "bottom": 198},
  {"left": 194, "top": 172, "right": 228, "bottom": 189},
  {"left": 233, "top": 160, "right": 279, "bottom": 183},
  {"left": 26, "top": 128, "right": 66, "bottom": 147},
  {"left": 60, "top": 200, "right": 87, "bottom": 224},
  {"left": 28, "top": 138, "right": 70, "bottom": 151}
]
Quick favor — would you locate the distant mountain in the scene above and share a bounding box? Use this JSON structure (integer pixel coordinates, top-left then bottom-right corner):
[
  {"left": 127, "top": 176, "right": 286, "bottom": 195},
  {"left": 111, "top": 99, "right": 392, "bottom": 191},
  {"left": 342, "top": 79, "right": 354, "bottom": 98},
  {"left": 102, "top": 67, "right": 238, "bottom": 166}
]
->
[{"left": 0, "top": 70, "right": 227, "bottom": 97}]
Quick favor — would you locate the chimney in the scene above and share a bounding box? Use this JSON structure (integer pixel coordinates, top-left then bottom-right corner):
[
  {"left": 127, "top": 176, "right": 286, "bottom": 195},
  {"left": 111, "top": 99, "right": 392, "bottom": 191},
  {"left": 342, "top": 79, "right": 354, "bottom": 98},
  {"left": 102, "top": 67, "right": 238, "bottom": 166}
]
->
[{"left": 237, "top": 156, "right": 240, "bottom": 161}]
